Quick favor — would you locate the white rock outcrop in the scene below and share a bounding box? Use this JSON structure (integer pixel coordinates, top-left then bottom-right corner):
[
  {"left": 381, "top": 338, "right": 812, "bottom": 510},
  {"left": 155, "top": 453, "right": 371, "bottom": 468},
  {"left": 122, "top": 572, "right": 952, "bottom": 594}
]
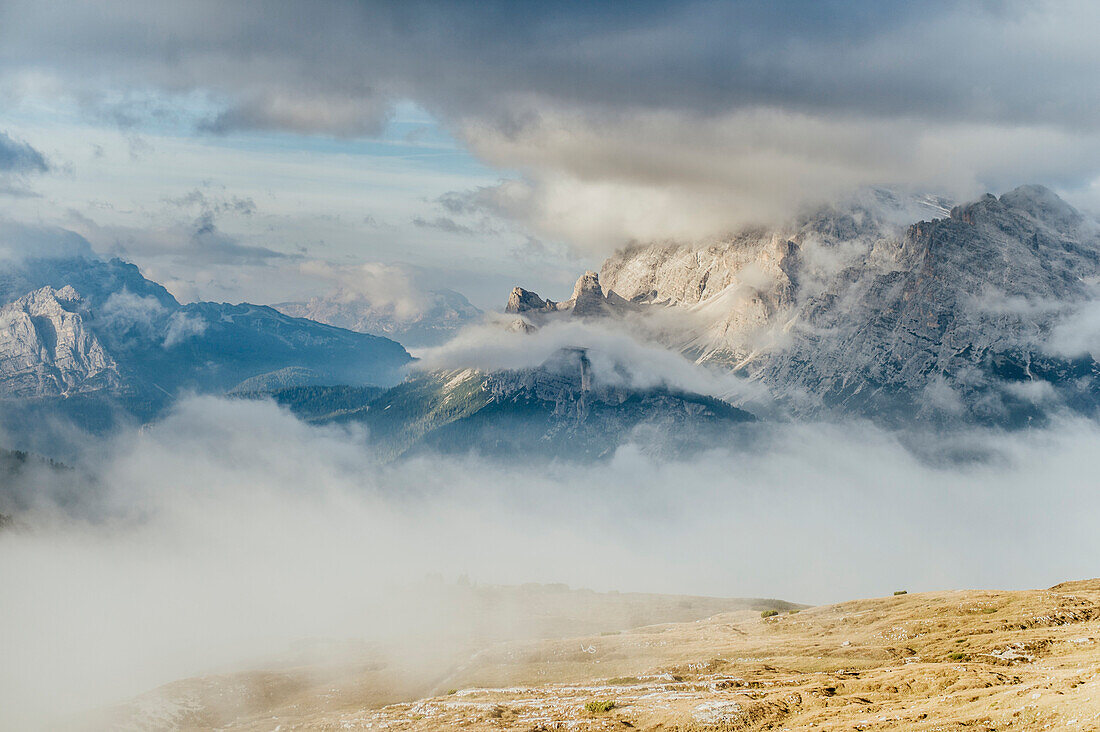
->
[{"left": 0, "top": 286, "right": 118, "bottom": 396}]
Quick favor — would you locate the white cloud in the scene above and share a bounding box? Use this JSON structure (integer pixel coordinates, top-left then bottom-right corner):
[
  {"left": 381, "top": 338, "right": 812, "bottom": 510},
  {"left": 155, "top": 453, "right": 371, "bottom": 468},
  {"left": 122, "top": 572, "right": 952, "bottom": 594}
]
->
[
  {"left": 163, "top": 310, "right": 206, "bottom": 347},
  {"left": 1046, "top": 300, "right": 1100, "bottom": 359},
  {"left": 416, "top": 316, "right": 766, "bottom": 405},
  {"left": 459, "top": 105, "right": 1100, "bottom": 252},
  {"left": 297, "top": 261, "right": 430, "bottom": 319},
  {"left": 99, "top": 290, "right": 168, "bottom": 334}
]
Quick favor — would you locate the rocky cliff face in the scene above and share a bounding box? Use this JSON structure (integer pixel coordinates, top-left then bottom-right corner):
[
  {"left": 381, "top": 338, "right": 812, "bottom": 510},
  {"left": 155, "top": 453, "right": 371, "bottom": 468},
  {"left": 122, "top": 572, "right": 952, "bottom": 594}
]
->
[
  {"left": 0, "top": 286, "right": 118, "bottom": 397},
  {"left": 507, "top": 271, "right": 632, "bottom": 320},
  {"left": 506, "top": 186, "right": 1100, "bottom": 426},
  {"left": 750, "top": 186, "right": 1100, "bottom": 423}
]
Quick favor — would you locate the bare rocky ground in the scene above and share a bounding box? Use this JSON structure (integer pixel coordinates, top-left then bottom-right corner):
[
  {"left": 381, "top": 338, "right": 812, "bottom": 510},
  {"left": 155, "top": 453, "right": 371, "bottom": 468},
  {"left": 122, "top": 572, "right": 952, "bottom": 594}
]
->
[{"left": 95, "top": 580, "right": 1100, "bottom": 731}]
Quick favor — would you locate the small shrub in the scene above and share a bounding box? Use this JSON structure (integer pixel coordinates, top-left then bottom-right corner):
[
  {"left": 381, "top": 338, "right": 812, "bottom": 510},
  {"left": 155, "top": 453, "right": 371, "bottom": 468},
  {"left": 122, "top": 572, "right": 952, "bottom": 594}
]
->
[
  {"left": 946, "top": 652, "right": 968, "bottom": 661},
  {"left": 788, "top": 609, "right": 800, "bottom": 615},
  {"left": 446, "top": 689, "right": 457, "bottom": 695},
  {"left": 894, "top": 590, "right": 908, "bottom": 596},
  {"left": 585, "top": 700, "right": 615, "bottom": 713},
  {"left": 761, "top": 609, "right": 779, "bottom": 618},
  {"left": 982, "top": 607, "right": 998, "bottom": 614}
]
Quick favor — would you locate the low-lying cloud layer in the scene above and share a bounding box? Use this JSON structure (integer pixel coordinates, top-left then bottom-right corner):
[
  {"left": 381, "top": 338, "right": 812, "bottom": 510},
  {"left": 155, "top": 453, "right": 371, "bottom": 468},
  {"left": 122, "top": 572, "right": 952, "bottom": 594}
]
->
[{"left": 2, "top": 394, "right": 1098, "bottom": 727}]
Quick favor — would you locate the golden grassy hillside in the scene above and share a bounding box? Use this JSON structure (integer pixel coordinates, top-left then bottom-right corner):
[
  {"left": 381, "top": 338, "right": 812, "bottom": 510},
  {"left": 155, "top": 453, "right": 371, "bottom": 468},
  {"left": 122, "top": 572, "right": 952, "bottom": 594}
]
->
[{"left": 97, "top": 580, "right": 1100, "bottom": 730}]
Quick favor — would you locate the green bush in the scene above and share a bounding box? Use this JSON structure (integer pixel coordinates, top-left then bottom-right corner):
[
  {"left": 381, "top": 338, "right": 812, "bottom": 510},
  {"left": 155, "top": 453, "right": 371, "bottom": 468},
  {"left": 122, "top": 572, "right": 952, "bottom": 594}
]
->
[
  {"left": 946, "top": 652, "right": 968, "bottom": 661},
  {"left": 585, "top": 700, "right": 615, "bottom": 713},
  {"left": 893, "top": 590, "right": 908, "bottom": 595},
  {"left": 760, "top": 609, "right": 779, "bottom": 618}
]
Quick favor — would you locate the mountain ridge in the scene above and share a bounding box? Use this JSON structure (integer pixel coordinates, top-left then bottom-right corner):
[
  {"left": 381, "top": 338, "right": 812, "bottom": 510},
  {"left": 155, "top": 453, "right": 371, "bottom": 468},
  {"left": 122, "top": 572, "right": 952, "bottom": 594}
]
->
[
  {"left": 504, "top": 185, "right": 1100, "bottom": 427},
  {"left": 0, "top": 238, "right": 414, "bottom": 441}
]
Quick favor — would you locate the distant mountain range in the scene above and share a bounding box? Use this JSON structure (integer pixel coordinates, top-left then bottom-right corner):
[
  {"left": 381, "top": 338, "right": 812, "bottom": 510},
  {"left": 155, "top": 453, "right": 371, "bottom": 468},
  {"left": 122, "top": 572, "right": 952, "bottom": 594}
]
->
[
  {"left": 0, "top": 245, "right": 412, "bottom": 437},
  {"left": 3, "top": 184, "right": 1099, "bottom": 461},
  {"left": 274, "top": 289, "right": 482, "bottom": 347}
]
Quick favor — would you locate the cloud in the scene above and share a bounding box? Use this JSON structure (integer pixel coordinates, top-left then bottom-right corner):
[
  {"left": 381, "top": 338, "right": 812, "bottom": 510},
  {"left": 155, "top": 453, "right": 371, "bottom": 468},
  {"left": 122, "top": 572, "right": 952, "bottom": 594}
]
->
[
  {"left": 0, "top": 219, "right": 96, "bottom": 262},
  {"left": 8, "top": 1, "right": 1098, "bottom": 131},
  {"left": 416, "top": 316, "right": 767, "bottom": 406},
  {"left": 98, "top": 290, "right": 169, "bottom": 336},
  {"left": 162, "top": 310, "right": 206, "bottom": 347},
  {"left": 0, "top": 131, "right": 49, "bottom": 197},
  {"left": 0, "top": 131, "right": 48, "bottom": 174},
  {"left": 67, "top": 209, "right": 286, "bottom": 268},
  {"left": 1045, "top": 299, "right": 1100, "bottom": 359},
  {"left": 198, "top": 90, "right": 392, "bottom": 137},
  {"left": 187, "top": 212, "right": 286, "bottom": 265},
  {"left": 6, "top": 1, "right": 1100, "bottom": 248},
  {"left": 297, "top": 260, "right": 432, "bottom": 319},
  {"left": 456, "top": 106, "right": 1100, "bottom": 252},
  {"left": 164, "top": 188, "right": 257, "bottom": 217},
  {"left": 411, "top": 215, "right": 476, "bottom": 235},
  {"left": 3, "top": 395, "right": 1100, "bottom": 726}
]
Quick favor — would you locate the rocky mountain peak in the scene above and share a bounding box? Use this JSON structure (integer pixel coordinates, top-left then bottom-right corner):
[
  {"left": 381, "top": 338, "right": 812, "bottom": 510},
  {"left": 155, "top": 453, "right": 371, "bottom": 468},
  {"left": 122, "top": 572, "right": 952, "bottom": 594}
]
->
[
  {"left": 948, "top": 184, "right": 1083, "bottom": 231},
  {"left": 506, "top": 287, "right": 555, "bottom": 314},
  {"left": 0, "top": 286, "right": 118, "bottom": 397},
  {"left": 505, "top": 271, "right": 630, "bottom": 320},
  {"left": 1000, "top": 184, "right": 1082, "bottom": 228},
  {"left": 569, "top": 271, "right": 611, "bottom": 316},
  {"left": 54, "top": 285, "right": 81, "bottom": 303},
  {"left": 523, "top": 185, "right": 1100, "bottom": 427}
]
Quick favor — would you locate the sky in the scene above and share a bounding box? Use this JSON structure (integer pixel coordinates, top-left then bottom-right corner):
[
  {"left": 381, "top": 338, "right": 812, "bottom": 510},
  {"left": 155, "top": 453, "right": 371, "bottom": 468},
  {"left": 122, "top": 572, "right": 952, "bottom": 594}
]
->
[{"left": 3, "top": 0, "right": 1100, "bottom": 307}]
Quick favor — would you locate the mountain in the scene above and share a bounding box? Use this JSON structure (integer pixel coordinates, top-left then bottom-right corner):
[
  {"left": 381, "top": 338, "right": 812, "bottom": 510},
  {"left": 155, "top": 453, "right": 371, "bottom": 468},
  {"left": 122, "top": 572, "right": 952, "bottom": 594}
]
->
[
  {"left": 0, "top": 245, "right": 413, "bottom": 437},
  {"left": 275, "top": 288, "right": 482, "bottom": 348},
  {"left": 0, "top": 286, "right": 119, "bottom": 397},
  {"left": 247, "top": 348, "right": 753, "bottom": 460},
  {"left": 507, "top": 270, "right": 633, "bottom": 318},
  {"left": 509, "top": 186, "right": 1100, "bottom": 427}
]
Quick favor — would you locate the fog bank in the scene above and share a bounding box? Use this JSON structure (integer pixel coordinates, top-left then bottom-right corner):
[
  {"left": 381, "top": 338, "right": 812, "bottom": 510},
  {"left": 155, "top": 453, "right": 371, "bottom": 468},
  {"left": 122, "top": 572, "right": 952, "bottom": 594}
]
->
[{"left": 1, "top": 395, "right": 1097, "bottom": 727}]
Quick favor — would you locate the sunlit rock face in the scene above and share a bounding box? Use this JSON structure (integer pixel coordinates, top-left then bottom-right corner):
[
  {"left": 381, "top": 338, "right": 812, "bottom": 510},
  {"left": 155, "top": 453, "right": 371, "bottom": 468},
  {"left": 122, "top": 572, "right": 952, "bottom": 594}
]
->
[
  {"left": 0, "top": 286, "right": 118, "bottom": 397},
  {"left": 509, "top": 187, "right": 1100, "bottom": 426},
  {"left": 748, "top": 186, "right": 1100, "bottom": 424},
  {"left": 506, "top": 271, "right": 631, "bottom": 320}
]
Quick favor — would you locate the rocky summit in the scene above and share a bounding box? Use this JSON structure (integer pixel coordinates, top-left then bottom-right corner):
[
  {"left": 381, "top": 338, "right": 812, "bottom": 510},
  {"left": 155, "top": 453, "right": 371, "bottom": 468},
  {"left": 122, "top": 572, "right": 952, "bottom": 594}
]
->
[{"left": 0, "top": 286, "right": 118, "bottom": 397}]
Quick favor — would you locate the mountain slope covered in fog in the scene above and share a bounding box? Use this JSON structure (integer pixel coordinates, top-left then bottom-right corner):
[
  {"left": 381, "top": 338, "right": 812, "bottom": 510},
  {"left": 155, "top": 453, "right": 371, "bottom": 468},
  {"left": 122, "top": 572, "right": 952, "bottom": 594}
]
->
[{"left": 249, "top": 347, "right": 753, "bottom": 460}]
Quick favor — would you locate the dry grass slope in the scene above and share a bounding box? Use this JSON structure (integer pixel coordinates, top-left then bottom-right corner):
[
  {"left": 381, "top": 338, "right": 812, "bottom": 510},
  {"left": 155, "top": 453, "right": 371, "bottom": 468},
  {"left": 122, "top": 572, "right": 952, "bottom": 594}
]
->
[{"left": 99, "top": 580, "right": 1100, "bottom": 730}]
